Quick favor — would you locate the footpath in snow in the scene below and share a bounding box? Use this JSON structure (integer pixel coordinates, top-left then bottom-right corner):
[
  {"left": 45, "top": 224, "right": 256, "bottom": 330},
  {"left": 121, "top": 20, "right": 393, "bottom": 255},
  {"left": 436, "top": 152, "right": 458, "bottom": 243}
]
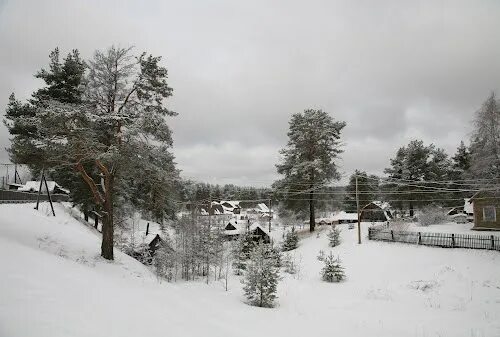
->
[{"left": 1, "top": 203, "right": 500, "bottom": 337}]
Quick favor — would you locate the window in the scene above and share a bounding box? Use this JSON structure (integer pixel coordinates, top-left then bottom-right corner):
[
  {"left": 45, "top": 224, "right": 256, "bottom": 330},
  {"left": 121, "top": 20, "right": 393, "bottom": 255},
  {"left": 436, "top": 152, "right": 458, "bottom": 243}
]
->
[{"left": 482, "top": 206, "right": 497, "bottom": 222}]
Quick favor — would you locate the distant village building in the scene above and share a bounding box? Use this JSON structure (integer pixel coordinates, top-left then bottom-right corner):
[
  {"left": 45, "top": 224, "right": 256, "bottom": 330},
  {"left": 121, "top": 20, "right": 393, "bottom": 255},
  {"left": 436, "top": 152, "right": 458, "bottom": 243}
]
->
[
  {"left": 331, "top": 211, "right": 358, "bottom": 224},
  {"left": 223, "top": 217, "right": 270, "bottom": 243},
  {"left": 18, "top": 181, "right": 69, "bottom": 194},
  {"left": 122, "top": 219, "right": 170, "bottom": 264},
  {"left": 360, "top": 201, "right": 393, "bottom": 222},
  {"left": 469, "top": 191, "right": 500, "bottom": 231},
  {"left": 220, "top": 200, "right": 241, "bottom": 214},
  {"left": 255, "top": 202, "right": 272, "bottom": 219}
]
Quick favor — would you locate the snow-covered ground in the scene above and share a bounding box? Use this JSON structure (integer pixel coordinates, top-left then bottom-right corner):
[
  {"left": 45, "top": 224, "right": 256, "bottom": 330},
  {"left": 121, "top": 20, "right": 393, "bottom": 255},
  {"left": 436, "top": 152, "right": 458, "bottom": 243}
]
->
[
  {"left": 392, "top": 221, "right": 500, "bottom": 236},
  {"left": 1, "top": 203, "right": 500, "bottom": 337}
]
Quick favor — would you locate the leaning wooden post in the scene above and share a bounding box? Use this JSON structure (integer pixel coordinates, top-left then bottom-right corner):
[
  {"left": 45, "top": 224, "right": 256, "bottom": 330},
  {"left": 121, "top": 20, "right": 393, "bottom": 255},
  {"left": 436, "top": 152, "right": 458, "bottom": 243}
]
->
[
  {"left": 43, "top": 174, "right": 55, "bottom": 216},
  {"left": 418, "top": 232, "right": 422, "bottom": 245},
  {"left": 451, "top": 233, "right": 455, "bottom": 248},
  {"left": 34, "top": 168, "right": 45, "bottom": 210}
]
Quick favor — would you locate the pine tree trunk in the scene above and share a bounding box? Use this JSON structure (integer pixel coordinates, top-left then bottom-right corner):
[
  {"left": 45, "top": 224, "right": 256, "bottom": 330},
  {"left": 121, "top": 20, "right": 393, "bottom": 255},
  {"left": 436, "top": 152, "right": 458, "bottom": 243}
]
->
[
  {"left": 101, "top": 210, "right": 114, "bottom": 260},
  {"left": 101, "top": 175, "right": 114, "bottom": 260}
]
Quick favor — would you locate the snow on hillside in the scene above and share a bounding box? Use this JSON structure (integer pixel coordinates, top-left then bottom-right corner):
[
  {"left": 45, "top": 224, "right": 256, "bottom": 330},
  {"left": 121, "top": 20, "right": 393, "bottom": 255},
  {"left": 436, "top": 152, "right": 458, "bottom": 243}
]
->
[{"left": 1, "top": 203, "right": 500, "bottom": 337}]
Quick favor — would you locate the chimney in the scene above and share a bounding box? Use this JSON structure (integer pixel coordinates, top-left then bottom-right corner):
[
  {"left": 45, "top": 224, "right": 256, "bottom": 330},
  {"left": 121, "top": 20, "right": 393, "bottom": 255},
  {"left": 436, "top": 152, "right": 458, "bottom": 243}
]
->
[{"left": 146, "top": 222, "right": 150, "bottom": 236}]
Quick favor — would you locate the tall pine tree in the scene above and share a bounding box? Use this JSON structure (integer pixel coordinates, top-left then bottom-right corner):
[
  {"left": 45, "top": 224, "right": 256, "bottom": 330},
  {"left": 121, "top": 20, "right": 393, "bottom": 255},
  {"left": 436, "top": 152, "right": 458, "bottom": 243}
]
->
[
  {"left": 469, "top": 92, "right": 500, "bottom": 180},
  {"left": 4, "top": 46, "right": 179, "bottom": 260},
  {"left": 274, "top": 109, "right": 345, "bottom": 232},
  {"left": 384, "top": 140, "right": 452, "bottom": 215}
]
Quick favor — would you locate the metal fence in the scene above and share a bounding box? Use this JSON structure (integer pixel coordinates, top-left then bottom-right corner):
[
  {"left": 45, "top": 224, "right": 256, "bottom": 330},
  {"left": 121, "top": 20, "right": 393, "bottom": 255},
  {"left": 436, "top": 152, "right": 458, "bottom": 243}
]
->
[
  {"left": 0, "top": 190, "right": 69, "bottom": 204},
  {"left": 368, "top": 224, "right": 500, "bottom": 251}
]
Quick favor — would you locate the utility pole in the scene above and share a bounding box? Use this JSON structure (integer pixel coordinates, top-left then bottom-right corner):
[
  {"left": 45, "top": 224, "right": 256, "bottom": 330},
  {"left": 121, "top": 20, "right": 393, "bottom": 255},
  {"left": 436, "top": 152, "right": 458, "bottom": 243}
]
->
[
  {"left": 268, "top": 197, "right": 272, "bottom": 232},
  {"left": 356, "top": 175, "right": 361, "bottom": 244}
]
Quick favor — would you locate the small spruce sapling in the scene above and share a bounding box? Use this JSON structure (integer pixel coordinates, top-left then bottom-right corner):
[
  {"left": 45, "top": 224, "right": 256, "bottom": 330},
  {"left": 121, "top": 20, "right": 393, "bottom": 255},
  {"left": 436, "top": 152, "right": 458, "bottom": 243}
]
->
[
  {"left": 282, "top": 252, "right": 301, "bottom": 275},
  {"left": 317, "top": 250, "right": 326, "bottom": 261},
  {"left": 231, "top": 232, "right": 256, "bottom": 275},
  {"left": 327, "top": 226, "right": 341, "bottom": 247},
  {"left": 321, "top": 252, "right": 345, "bottom": 282},
  {"left": 282, "top": 226, "right": 299, "bottom": 251},
  {"left": 242, "top": 244, "right": 280, "bottom": 308}
]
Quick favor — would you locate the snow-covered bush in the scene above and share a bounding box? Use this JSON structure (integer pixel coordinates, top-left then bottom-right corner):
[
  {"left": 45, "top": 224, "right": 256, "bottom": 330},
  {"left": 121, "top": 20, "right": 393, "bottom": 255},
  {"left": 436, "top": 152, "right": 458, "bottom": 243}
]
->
[
  {"left": 389, "top": 220, "right": 411, "bottom": 232},
  {"left": 417, "top": 205, "right": 447, "bottom": 226},
  {"left": 282, "top": 226, "right": 299, "bottom": 251},
  {"left": 327, "top": 226, "right": 341, "bottom": 247},
  {"left": 242, "top": 244, "right": 280, "bottom": 308},
  {"left": 321, "top": 252, "right": 345, "bottom": 283},
  {"left": 282, "top": 252, "right": 301, "bottom": 275},
  {"left": 317, "top": 250, "right": 326, "bottom": 261},
  {"left": 154, "top": 240, "right": 176, "bottom": 282},
  {"left": 267, "top": 244, "right": 283, "bottom": 268}
]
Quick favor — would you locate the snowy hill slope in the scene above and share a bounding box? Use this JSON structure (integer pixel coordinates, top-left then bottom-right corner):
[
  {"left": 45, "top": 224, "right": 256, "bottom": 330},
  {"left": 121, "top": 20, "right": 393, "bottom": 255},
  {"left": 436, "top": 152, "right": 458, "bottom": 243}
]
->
[{"left": 1, "top": 203, "right": 500, "bottom": 337}]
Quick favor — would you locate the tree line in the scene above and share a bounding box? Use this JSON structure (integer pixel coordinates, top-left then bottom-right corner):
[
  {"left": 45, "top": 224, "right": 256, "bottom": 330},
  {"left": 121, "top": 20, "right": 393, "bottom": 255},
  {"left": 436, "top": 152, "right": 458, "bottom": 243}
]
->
[{"left": 274, "top": 94, "right": 500, "bottom": 226}]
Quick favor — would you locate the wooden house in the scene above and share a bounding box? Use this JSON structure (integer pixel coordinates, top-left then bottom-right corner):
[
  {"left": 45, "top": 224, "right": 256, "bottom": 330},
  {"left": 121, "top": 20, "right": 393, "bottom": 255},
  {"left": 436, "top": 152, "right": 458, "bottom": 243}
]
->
[
  {"left": 331, "top": 211, "right": 358, "bottom": 224},
  {"left": 223, "top": 218, "right": 270, "bottom": 243},
  {"left": 469, "top": 190, "right": 500, "bottom": 230},
  {"left": 360, "top": 201, "right": 393, "bottom": 222}
]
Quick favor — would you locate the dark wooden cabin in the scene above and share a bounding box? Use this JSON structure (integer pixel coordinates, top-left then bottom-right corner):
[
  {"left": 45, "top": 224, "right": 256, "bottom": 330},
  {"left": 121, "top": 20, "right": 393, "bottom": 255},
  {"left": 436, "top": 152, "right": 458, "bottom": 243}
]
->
[{"left": 360, "top": 202, "right": 393, "bottom": 222}]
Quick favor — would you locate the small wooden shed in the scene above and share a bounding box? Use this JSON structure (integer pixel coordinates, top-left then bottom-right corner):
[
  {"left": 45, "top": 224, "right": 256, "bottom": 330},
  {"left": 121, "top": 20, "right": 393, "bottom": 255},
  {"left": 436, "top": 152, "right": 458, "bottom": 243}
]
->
[
  {"left": 470, "top": 190, "right": 500, "bottom": 231},
  {"left": 360, "top": 201, "right": 393, "bottom": 222}
]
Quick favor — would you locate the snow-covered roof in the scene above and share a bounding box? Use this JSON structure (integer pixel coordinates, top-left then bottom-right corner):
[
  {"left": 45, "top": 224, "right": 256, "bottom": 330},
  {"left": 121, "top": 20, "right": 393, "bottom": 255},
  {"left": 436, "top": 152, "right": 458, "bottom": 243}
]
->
[
  {"left": 121, "top": 216, "right": 174, "bottom": 248},
  {"left": 256, "top": 203, "right": 270, "bottom": 213},
  {"left": 221, "top": 200, "right": 240, "bottom": 208},
  {"left": 371, "top": 201, "right": 391, "bottom": 210},
  {"left": 19, "top": 181, "right": 57, "bottom": 193},
  {"left": 332, "top": 211, "right": 358, "bottom": 221},
  {"left": 218, "top": 200, "right": 241, "bottom": 214},
  {"left": 224, "top": 218, "right": 247, "bottom": 235},
  {"left": 249, "top": 222, "right": 270, "bottom": 235}
]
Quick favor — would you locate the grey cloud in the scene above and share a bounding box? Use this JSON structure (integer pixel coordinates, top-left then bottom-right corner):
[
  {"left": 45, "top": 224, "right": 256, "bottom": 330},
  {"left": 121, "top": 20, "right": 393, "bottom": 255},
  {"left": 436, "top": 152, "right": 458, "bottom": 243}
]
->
[{"left": 1, "top": 0, "right": 499, "bottom": 185}]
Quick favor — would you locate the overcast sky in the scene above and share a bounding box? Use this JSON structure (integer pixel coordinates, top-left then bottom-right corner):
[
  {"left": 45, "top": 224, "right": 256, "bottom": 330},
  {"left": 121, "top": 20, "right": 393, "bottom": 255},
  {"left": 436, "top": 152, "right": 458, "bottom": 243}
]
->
[{"left": 1, "top": 0, "right": 499, "bottom": 186}]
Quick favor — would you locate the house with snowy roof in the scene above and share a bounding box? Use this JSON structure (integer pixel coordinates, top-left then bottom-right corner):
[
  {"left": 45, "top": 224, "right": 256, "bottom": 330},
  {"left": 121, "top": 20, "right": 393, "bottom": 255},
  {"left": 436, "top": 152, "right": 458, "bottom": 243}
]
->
[
  {"left": 255, "top": 202, "right": 272, "bottom": 217},
  {"left": 220, "top": 200, "right": 241, "bottom": 214},
  {"left": 360, "top": 201, "right": 393, "bottom": 222},
  {"left": 224, "top": 217, "right": 270, "bottom": 243},
  {"left": 124, "top": 220, "right": 171, "bottom": 264},
  {"left": 18, "top": 181, "right": 69, "bottom": 194},
  {"left": 331, "top": 211, "right": 358, "bottom": 224}
]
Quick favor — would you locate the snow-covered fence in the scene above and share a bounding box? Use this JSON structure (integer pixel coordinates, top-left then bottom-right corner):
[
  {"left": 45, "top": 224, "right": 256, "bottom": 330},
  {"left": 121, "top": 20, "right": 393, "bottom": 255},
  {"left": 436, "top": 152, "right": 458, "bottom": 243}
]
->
[
  {"left": 368, "top": 226, "right": 500, "bottom": 251},
  {"left": 0, "top": 190, "right": 69, "bottom": 203}
]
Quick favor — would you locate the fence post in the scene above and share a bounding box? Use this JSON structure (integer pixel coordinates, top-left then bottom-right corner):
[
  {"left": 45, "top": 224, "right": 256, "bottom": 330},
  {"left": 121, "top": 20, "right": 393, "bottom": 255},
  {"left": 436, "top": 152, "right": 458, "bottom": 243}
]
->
[
  {"left": 418, "top": 232, "right": 421, "bottom": 245},
  {"left": 391, "top": 230, "right": 394, "bottom": 241},
  {"left": 451, "top": 233, "right": 455, "bottom": 248},
  {"left": 491, "top": 235, "right": 495, "bottom": 250},
  {"left": 368, "top": 228, "right": 372, "bottom": 240}
]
